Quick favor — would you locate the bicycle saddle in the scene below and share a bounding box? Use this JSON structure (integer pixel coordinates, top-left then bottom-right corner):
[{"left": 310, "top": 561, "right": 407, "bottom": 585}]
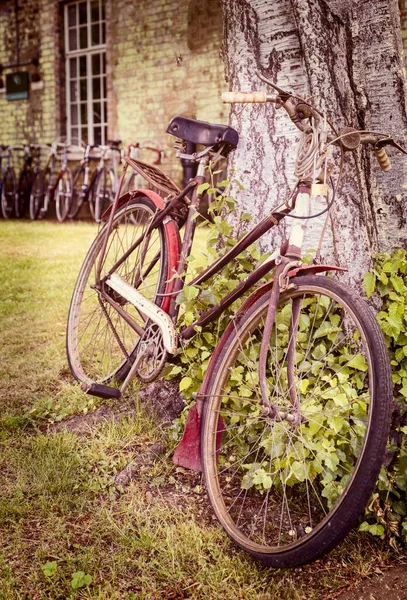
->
[{"left": 166, "top": 116, "right": 239, "bottom": 149}]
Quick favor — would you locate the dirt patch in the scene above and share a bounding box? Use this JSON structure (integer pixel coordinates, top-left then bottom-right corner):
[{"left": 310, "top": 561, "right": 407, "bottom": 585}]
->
[
  {"left": 329, "top": 563, "right": 407, "bottom": 600},
  {"left": 52, "top": 380, "right": 185, "bottom": 435}
]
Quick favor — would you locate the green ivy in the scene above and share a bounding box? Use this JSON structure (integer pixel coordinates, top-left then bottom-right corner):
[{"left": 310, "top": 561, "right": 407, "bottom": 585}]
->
[
  {"left": 361, "top": 249, "right": 407, "bottom": 545},
  {"left": 171, "top": 189, "right": 407, "bottom": 546}
]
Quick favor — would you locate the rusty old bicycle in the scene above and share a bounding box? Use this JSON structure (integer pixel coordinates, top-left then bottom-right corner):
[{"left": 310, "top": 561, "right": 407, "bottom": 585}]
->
[{"left": 66, "top": 72, "right": 406, "bottom": 567}]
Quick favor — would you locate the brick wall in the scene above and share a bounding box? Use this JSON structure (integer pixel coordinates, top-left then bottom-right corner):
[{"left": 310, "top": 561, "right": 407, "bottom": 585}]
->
[
  {"left": 0, "top": 0, "right": 61, "bottom": 146},
  {"left": 400, "top": 0, "right": 407, "bottom": 65},
  {"left": 0, "top": 0, "right": 226, "bottom": 180},
  {"left": 107, "top": 0, "right": 227, "bottom": 177}
]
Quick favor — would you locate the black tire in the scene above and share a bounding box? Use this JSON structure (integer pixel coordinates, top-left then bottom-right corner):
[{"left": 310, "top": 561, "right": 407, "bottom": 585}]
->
[
  {"left": 29, "top": 169, "right": 46, "bottom": 220},
  {"left": 68, "top": 165, "right": 86, "bottom": 219},
  {"left": 66, "top": 195, "right": 169, "bottom": 386},
  {"left": 92, "top": 167, "right": 113, "bottom": 223},
  {"left": 15, "top": 168, "right": 32, "bottom": 218},
  {"left": 1, "top": 167, "right": 17, "bottom": 219},
  {"left": 55, "top": 168, "right": 73, "bottom": 222},
  {"left": 201, "top": 275, "right": 392, "bottom": 568}
]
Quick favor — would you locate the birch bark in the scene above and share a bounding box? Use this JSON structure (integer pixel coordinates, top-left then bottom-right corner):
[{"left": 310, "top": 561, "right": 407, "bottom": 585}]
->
[{"left": 221, "top": 0, "right": 407, "bottom": 282}]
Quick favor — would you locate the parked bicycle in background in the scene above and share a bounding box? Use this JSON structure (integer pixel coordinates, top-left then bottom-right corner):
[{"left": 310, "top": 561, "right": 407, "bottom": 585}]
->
[
  {"left": 29, "top": 141, "right": 73, "bottom": 223},
  {"left": 0, "top": 146, "right": 17, "bottom": 220}
]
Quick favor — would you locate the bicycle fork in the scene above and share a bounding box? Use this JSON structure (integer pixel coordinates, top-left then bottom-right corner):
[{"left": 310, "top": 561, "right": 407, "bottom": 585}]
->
[{"left": 257, "top": 190, "right": 309, "bottom": 423}]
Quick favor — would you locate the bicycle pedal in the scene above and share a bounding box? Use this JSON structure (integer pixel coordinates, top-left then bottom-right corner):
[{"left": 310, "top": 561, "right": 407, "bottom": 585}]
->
[{"left": 81, "top": 382, "right": 121, "bottom": 399}]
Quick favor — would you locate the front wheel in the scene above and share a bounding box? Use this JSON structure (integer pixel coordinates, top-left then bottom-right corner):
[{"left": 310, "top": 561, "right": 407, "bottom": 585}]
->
[
  {"left": 55, "top": 169, "right": 73, "bottom": 222},
  {"left": 92, "top": 167, "right": 113, "bottom": 223},
  {"left": 201, "top": 275, "right": 392, "bottom": 568},
  {"left": 1, "top": 167, "right": 17, "bottom": 219}
]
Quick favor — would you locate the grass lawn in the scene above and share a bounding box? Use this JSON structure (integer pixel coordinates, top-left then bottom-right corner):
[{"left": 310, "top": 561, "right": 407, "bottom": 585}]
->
[{"left": 0, "top": 219, "right": 396, "bottom": 599}]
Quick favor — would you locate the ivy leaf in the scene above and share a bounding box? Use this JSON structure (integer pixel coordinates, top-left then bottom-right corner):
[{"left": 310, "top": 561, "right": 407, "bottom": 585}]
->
[
  {"left": 363, "top": 272, "right": 376, "bottom": 298},
  {"left": 179, "top": 377, "right": 193, "bottom": 392},
  {"left": 348, "top": 354, "right": 368, "bottom": 371},
  {"left": 183, "top": 285, "right": 200, "bottom": 301},
  {"left": 71, "top": 571, "right": 92, "bottom": 590},
  {"left": 42, "top": 561, "right": 57, "bottom": 578},
  {"left": 197, "top": 182, "right": 210, "bottom": 195},
  {"left": 391, "top": 275, "right": 405, "bottom": 294}
]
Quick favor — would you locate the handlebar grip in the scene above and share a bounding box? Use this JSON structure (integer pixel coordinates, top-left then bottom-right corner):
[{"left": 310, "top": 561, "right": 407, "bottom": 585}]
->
[
  {"left": 374, "top": 147, "right": 391, "bottom": 172},
  {"left": 222, "top": 91, "right": 268, "bottom": 104}
]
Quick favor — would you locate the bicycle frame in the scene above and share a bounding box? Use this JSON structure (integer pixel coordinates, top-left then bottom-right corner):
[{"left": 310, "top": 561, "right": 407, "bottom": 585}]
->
[{"left": 96, "top": 153, "right": 339, "bottom": 351}]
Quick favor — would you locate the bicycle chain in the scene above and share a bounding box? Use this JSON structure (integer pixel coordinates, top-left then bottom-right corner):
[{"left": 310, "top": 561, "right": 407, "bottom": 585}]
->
[{"left": 98, "top": 295, "right": 130, "bottom": 360}]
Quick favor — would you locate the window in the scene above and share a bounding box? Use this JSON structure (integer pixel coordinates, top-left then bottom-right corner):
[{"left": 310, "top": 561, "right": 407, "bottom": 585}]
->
[{"left": 64, "top": 0, "right": 107, "bottom": 145}]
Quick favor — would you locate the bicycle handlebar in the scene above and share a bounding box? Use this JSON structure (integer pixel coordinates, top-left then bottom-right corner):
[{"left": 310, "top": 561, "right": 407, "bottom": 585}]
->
[{"left": 223, "top": 72, "right": 407, "bottom": 173}]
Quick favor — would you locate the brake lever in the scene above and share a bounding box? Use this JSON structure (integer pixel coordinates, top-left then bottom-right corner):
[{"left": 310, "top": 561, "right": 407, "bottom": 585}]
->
[
  {"left": 255, "top": 70, "right": 291, "bottom": 100},
  {"left": 377, "top": 137, "right": 407, "bottom": 155}
]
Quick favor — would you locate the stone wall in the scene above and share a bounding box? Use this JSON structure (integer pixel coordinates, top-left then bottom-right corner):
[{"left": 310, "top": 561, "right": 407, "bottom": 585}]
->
[{"left": 0, "top": 0, "right": 226, "bottom": 179}]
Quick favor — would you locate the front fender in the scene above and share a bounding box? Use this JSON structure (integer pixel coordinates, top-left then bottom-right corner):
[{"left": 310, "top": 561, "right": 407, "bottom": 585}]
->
[{"left": 196, "top": 263, "right": 347, "bottom": 414}]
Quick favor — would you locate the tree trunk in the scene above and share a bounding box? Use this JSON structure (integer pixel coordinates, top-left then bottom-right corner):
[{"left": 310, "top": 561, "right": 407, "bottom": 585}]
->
[{"left": 221, "top": 0, "right": 407, "bottom": 282}]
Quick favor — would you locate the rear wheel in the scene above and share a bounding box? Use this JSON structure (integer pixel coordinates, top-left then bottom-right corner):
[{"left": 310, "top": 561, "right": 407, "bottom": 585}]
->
[
  {"left": 66, "top": 195, "right": 177, "bottom": 385},
  {"left": 55, "top": 169, "right": 73, "bottom": 222},
  {"left": 1, "top": 167, "right": 17, "bottom": 219},
  {"left": 201, "top": 275, "right": 392, "bottom": 568}
]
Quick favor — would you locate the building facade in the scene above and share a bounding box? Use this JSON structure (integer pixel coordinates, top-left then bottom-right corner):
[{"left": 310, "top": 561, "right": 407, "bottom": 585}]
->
[{"left": 0, "top": 0, "right": 226, "bottom": 177}]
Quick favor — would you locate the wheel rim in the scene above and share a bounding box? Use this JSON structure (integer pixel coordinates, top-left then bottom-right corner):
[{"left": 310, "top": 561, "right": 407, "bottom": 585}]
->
[
  {"left": 67, "top": 199, "right": 167, "bottom": 384},
  {"left": 30, "top": 172, "right": 44, "bottom": 220},
  {"left": 68, "top": 168, "right": 85, "bottom": 219},
  {"left": 56, "top": 171, "right": 72, "bottom": 221},
  {"left": 94, "top": 170, "right": 113, "bottom": 223},
  {"left": 203, "top": 283, "right": 377, "bottom": 555}
]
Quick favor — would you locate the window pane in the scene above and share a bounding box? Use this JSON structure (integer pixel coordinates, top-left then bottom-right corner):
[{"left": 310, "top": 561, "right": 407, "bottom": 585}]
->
[
  {"left": 101, "top": 1, "right": 105, "bottom": 21},
  {"left": 101, "top": 21, "right": 106, "bottom": 44},
  {"left": 102, "top": 52, "right": 106, "bottom": 71},
  {"left": 92, "top": 53, "right": 101, "bottom": 75},
  {"left": 91, "top": 1, "right": 100, "bottom": 23},
  {"left": 80, "top": 103, "right": 88, "bottom": 125},
  {"left": 71, "top": 128, "right": 79, "bottom": 143},
  {"left": 92, "top": 77, "right": 101, "bottom": 100},
  {"left": 80, "top": 79, "right": 87, "bottom": 101},
  {"left": 70, "top": 80, "right": 78, "bottom": 102},
  {"left": 69, "top": 57, "right": 77, "bottom": 79},
  {"left": 93, "top": 102, "right": 101, "bottom": 124},
  {"left": 71, "top": 104, "right": 79, "bottom": 125},
  {"left": 81, "top": 127, "right": 88, "bottom": 144},
  {"left": 103, "top": 76, "right": 106, "bottom": 97},
  {"left": 79, "top": 25, "right": 88, "bottom": 49},
  {"left": 94, "top": 127, "right": 102, "bottom": 145},
  {"left": 68, "top": 4, "right": 77, "bottom": 27},
  {"left": 79, "top": 56, "right": 87, "bottom": 76},
  {"left": 79, "top": 2, "right": 87, "bottom": 24},
  {"left": 103, "top": 102, "right": 107, "bottom": 123},
  {"left": 91, "top": 24, "right": 100, "bottom": 46},
  {"left": 69, "top": 28, "right": 77, "bottom": 52}
]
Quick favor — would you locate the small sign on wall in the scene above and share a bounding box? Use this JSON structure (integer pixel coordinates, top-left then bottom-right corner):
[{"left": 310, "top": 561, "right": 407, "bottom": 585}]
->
[{"left": 6, "top": 72, "right": 29, "bottom": 100}]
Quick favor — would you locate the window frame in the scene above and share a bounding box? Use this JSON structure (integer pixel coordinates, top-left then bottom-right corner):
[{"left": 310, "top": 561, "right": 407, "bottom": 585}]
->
[{"left": 64, "top": 0, "right": 107, "bottom": 145}]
